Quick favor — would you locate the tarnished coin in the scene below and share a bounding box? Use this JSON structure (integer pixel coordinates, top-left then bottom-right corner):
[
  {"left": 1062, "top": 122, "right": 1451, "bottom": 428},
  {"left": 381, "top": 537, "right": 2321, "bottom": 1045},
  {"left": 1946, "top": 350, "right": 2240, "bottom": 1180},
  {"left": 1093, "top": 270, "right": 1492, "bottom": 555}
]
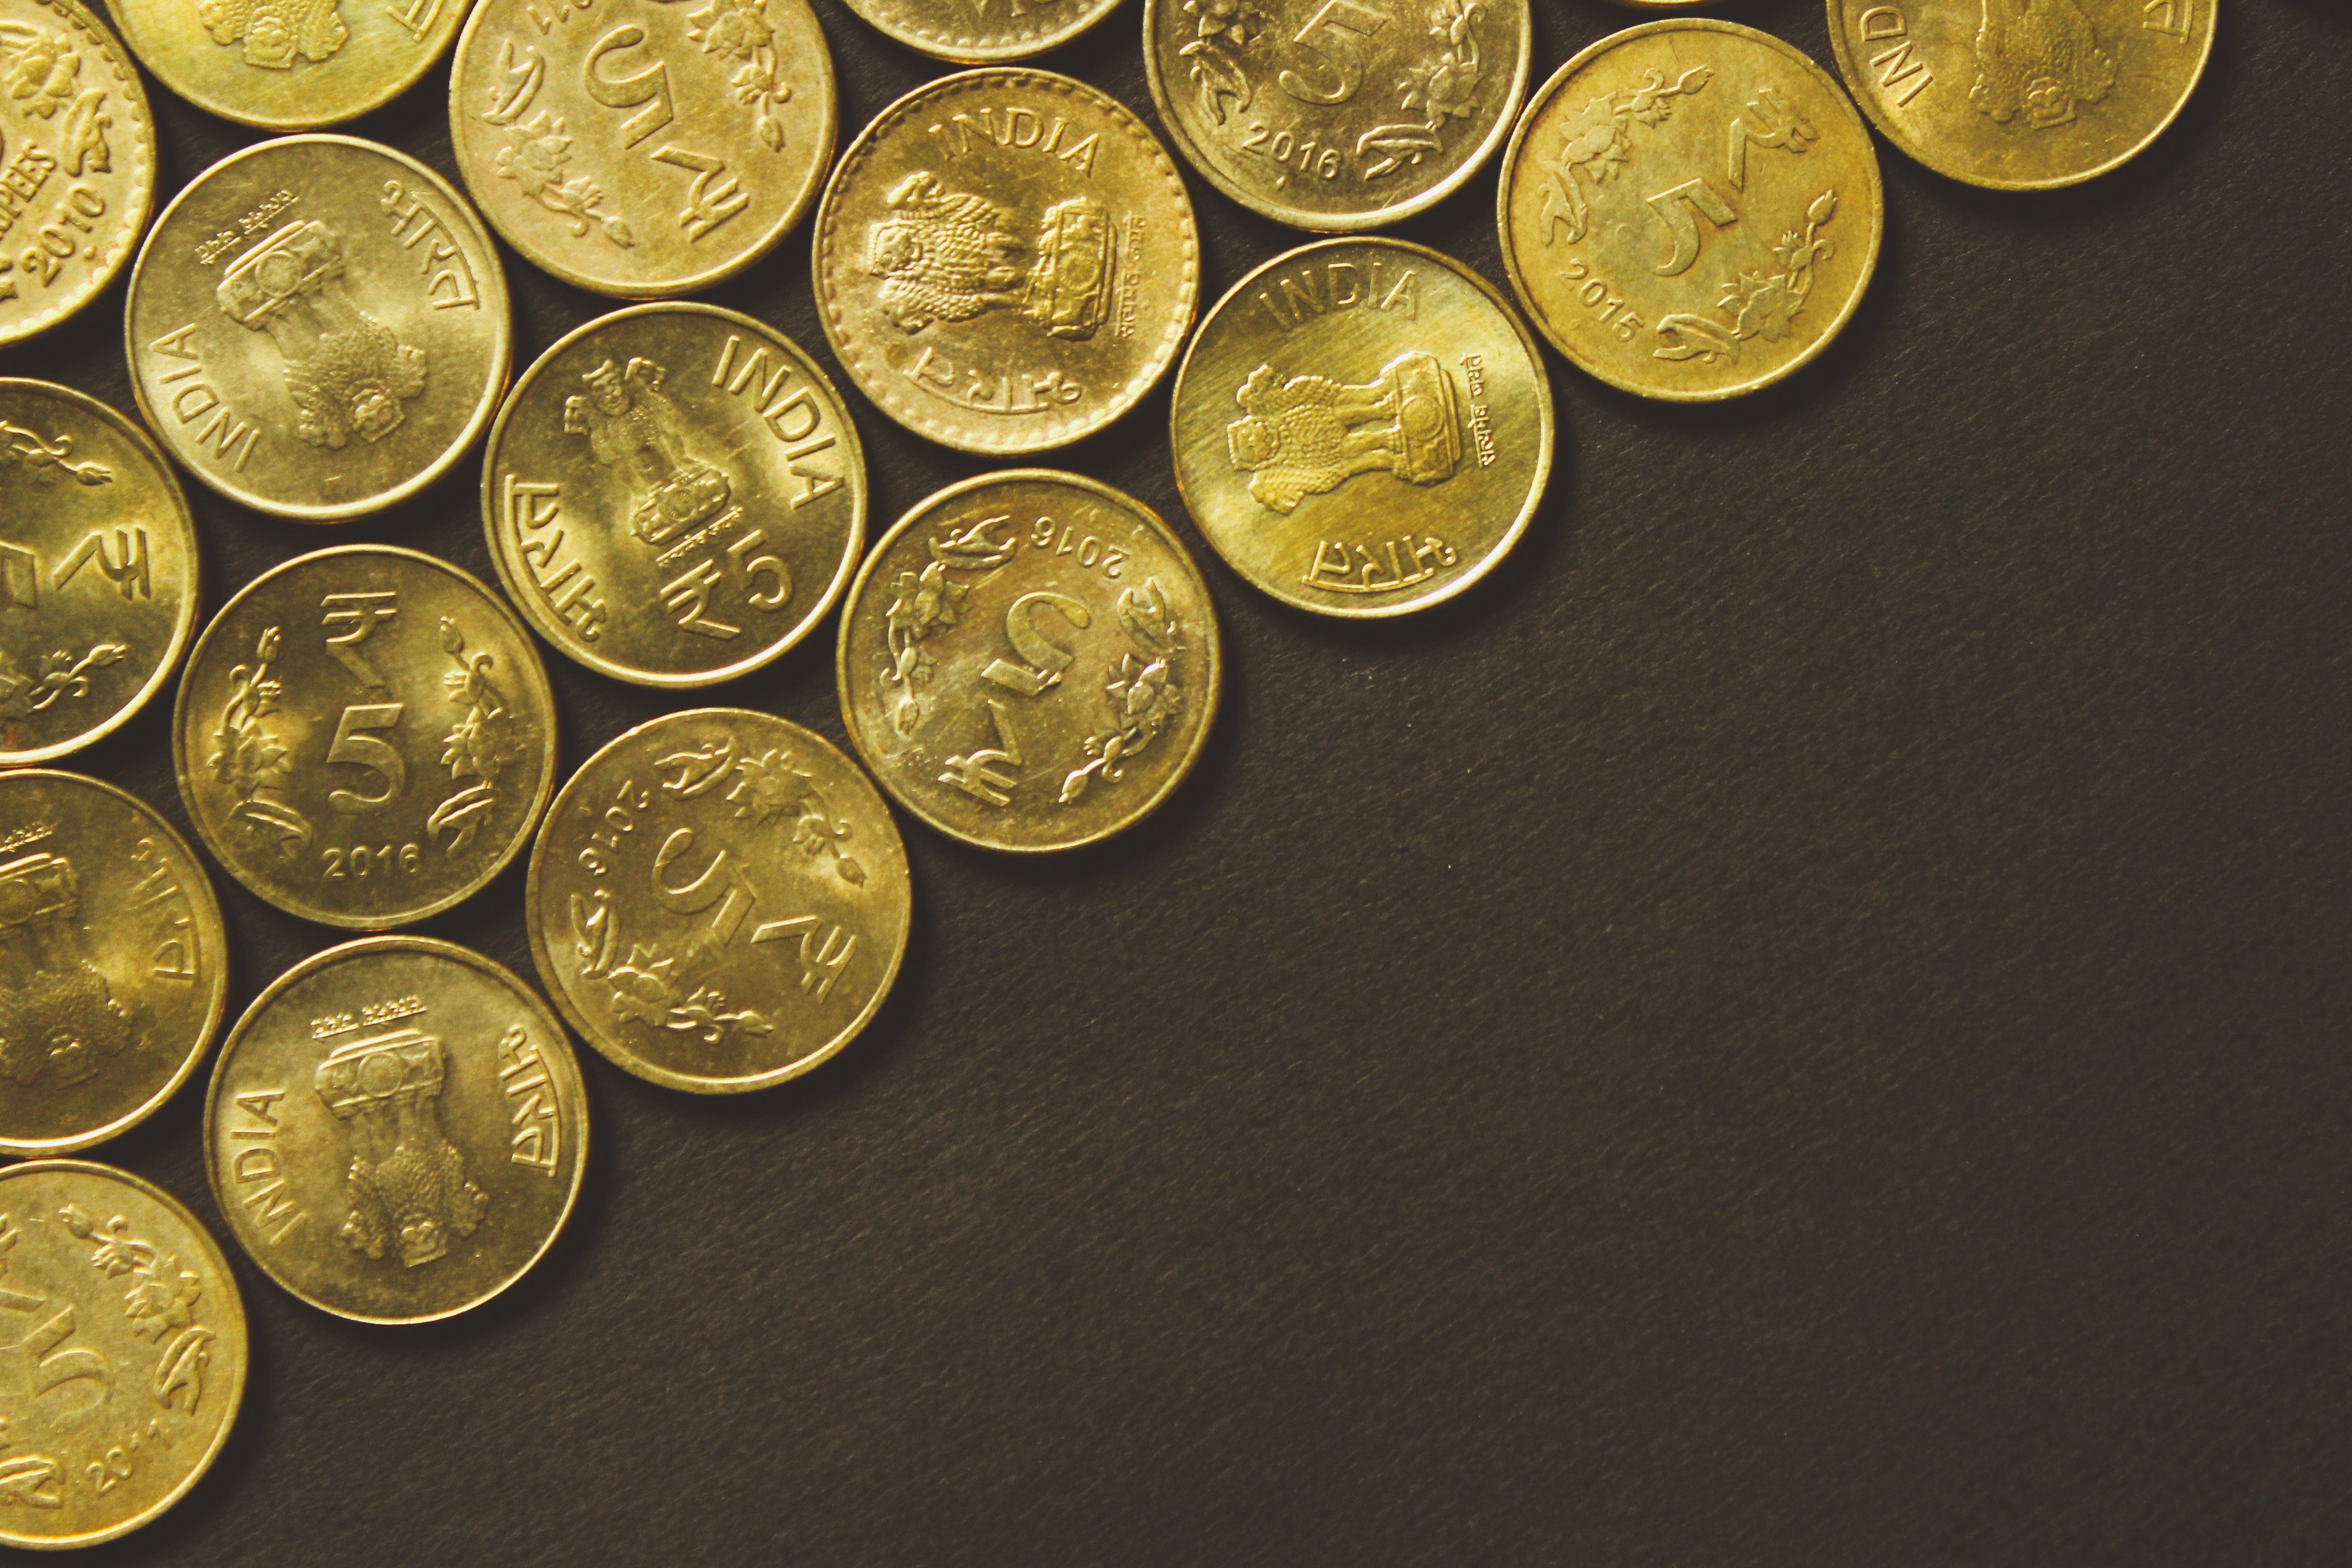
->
[
  {"left": 0, "top": 0, "right": 154, "bottom": 347},
  {"left": 1144, "top": 0, "right": 1530, "bottom": 231},
  {"left": 206, "top": 936, "right": 587, "bottom": 1323},
  {"left": 1496, "top": 20, "right": 1882, "bottom": 401},
  {"left": 0, "top": 380, "right": 198, "bottom": 765},
  {"left": 1171, "top": 238, "right": 1552, "bottom": 617},
  {"left": 838, "top": 471, "right": 1220, "bottom": 853},
  {"left": 482, "top": 304, "right": 866, "bottom": 688},
  {"left": 812, "top": 69, "right": 1200, "bottom": 456},
  {"left": 1829, "top": 0, "right": 2213, "bottom": 190},
  {"left": 450, "top": 0, "right": 836, "bottom": 298},
  {"left": 528, "top": 708, "right": 910, "bottom": 1093},
  {"left": 840, "top": 0, "right": 1122, "bottom": 63},
  {"left": 0, "top": 773, "right": 228, "bottom": 1156},
  {"left": 108, "top": 0, "right": 468, "bottom": 131},
  {"left": 173, "top": 546, "right": 558, "bottom": 931},
  {"left": 125, "top": 136, "right": 511, "bottom": 522}
]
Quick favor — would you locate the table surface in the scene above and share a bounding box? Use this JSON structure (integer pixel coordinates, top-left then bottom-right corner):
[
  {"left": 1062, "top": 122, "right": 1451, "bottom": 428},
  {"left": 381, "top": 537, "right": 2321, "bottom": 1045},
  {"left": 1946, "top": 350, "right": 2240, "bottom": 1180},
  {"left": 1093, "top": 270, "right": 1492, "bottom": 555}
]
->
[{"left": 4, "top": 0, "right": 2347, "bottom": 1562}]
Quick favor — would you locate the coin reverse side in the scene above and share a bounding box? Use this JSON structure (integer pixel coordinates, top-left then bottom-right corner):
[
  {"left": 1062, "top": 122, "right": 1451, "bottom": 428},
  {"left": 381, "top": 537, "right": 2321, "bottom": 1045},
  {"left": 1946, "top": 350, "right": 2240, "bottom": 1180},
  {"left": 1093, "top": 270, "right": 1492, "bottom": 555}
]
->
[
  {"left": 840, "top": 0, "right": 1125, "bottom": 65},
  {"left": 108, "top": 0, "right": 468, "bottom": 129}
]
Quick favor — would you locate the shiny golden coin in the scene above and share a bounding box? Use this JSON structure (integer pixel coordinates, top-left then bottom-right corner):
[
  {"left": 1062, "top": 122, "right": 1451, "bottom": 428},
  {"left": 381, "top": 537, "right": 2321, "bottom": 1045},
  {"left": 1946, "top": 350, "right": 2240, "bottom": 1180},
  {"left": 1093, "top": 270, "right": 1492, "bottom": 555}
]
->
[
  {"left": 0, "top": 0, "right": 154, "bottom": 347},
  {"left": 841, "top": 0, "right": 1122, "bottom": 63},
  {"left": 205, "top": 936, "right": 587, "bottom": 1323},
  {"left": 838, "top": 471, "right": 1221, "bottom": 853},
  {"left": 527, "top": 708, "right": 910, "bottom": 1093},
  {"left": 1496, "top": 20, "right": 1883, "bottom": 402},
  {"left": 125, "top": 136, "right": 512, "bottom": 522},
  {"left": 109, "top": 0, "right": 469, "bottom": 130},
  {"left": 1829, "top": 0, "right": 2213, "bottom": 190},
  {"left": 0, "top": 773, "right": 228, "bottom": 1156},
  {"left": 812, "top": 69, "right": 1200, "bottom": 456},
  {"left": 1144, "top": 0, "right": 1530, "bottom": 232},
  {"left": 481, "top": 304, "right": 865, "bottom": 688},
  {"left": 0, "top": 1160, "right": 247, "bottom": 1548},
  {"left": 0, "top": 380, "right": 198, "bottom": 765},
  {"left": 450, "top": 0, "right": 836, "bottom": 298},
  {"left": 173, "top": 545, "right": 558, "bottom": 930},
  {"left": 1170, "top": 238, "right": 1552, "bottom": 617}
]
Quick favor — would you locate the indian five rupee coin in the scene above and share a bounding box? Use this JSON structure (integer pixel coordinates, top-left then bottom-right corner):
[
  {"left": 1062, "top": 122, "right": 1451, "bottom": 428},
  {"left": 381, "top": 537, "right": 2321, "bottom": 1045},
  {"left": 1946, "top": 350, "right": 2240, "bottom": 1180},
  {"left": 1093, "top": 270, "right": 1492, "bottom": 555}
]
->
[
  {"left": 1496, "top": 19, "right": 1883, "bottom": 402},
  {"left": 839, "top": 0, "right": 1124, "bottom": 65},
  {"left": 0, "top": 773, "right": 228, "bottom": 1155},
  {"left": 0, "top": 1161, "right": 247, "bottom": 1547},
  {"left": 527, "top": 707, "right": 911, "bottom": 1093},
  {"left": 450, "top": 0, "right": 836, "bottom": 298},
  {"left": 125, "top": 136, "right": 511, "bottom": 522},
  {"left": 1170, "top": 237, "right": 1553, "bottom": 617},
  {"left": 838, "top": 471, "right": 1221, "bottom": 853},
  {"left": 1143, "top": 0, "right": 1530, "bottom": 231},
  {"left": 1829, "top": 0, "right": 2214, "bottom": 190},
  {"left": 0, "top": 0, "right": 154, "bottom": 347},
  {"left": 109, "top": 0, "right": 469, "bottom": 130},
  {"left": 481, "top": 304, "right": 865, "bottom": 687},
  {"left": 206, "top": 936, "right": 587, "bottom": 1323},
  {"left": 172, "top": 545, "right": 558, "bottom": 931},
  {"left": 0, "top": 380, "right": 199, "bottom": 765},
  {"left": 813, "top": 69, "right": 1200, "bottom": 456}
]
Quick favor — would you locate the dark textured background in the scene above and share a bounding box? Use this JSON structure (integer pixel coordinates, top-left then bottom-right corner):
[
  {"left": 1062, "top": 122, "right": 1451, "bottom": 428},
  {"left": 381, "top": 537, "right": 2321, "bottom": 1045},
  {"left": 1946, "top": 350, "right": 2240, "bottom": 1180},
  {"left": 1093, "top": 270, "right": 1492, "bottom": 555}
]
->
[{"left": 3, "top": 0, "right": 2347, "bottom": 1561}]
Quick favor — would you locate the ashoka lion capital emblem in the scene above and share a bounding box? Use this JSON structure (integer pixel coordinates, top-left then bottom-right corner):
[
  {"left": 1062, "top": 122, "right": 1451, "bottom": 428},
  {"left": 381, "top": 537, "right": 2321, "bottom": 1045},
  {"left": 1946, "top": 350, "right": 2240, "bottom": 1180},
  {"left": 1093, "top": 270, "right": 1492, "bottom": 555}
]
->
[
  {"left": 1225, "top": 350, "right": 1462, "bottom": 514},
  {"left": 195, "top": 0, "right": 348, "bottom": 69},
  {"left": 563, "top": 356, "right": 740, "bottom": 549},
  {"left": 216, "top": 220, "right": 428, "bottom": 452},
  {"left": 867, "top": 172, "right": 1116, "bottom": 341},
  {"left": 0, "top": 849, "right": 143, "bottom": 1090},
  {"left": 315, "top": 1027, "right": 487, "bottom": 1269}
]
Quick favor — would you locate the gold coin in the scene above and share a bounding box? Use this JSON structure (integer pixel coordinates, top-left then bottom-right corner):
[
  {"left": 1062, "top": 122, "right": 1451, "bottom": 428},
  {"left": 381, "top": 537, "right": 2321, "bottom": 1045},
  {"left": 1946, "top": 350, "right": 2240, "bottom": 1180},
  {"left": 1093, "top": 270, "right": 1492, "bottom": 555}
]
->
[
  {"left": 812, "top": 69, "right": 1200, "bottom": 456},
  {"left": 526, "top": 707, "right": 911, "bottom": 1093},
  {"left": 108, "top": 0, "right": 469, "bottom": 131},
  {"left": 0, "top": 1160, "right": 247, "bottom": 1548},
  {"left": 1829, "top": 0, "right": 2213, "bottom": 190},
  {"left": 124, "top": 136, "right": 512, "bottom": 522},
  {"left": 1496, "top": 20, "right": 1883, "bottom": 402},
  {"left": 481, "top": 304, "right": 866, "bottom": 688},
  {"left": 837, "top": 471, "right": 1221, "bottom": 853},
  {"left": 0, "top": 0, "right": 155, "bottom": 348},
  {"left": 1170, "top": 237, "right": 1553, "bottom": 617},
  {"left": 0, "top": 379, "right": 198, "bottom": 765},
  {"left": 172, "top": 545, "right": 558, "bottom": 931},
  {"left": 1144, "top": 0, "right": 1531, "bottom": 232},
  {"left": 839, "top": 0, "right": 1123, "bottom": 64},
  {"left": 205, "top": 936, "right": 588, "bottom": 1323},
  {"left": 449, "top": 0, "right": 837, "bottom": 299},
  {"left": 0, "top": 772, "right": 229, "bottom": 1156}
]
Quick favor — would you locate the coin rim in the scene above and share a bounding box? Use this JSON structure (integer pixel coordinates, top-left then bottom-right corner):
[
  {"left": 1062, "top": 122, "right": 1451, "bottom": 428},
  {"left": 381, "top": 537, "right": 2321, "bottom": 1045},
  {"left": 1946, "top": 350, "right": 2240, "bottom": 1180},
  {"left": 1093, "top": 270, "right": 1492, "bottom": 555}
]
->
[
  {"left": 1494, "top": 18, "right": 1886, "bottom": 403},
  {"left": 201, "top": 934, "right": 590, "bottom": 1324},
  {"left": 1140, "top": 0, "right": 1532, "bottom": 233},
  {"left": 479, "top": 303, "right": 868, "bottom": 688},
  {"left": 0, "top": 380, "right": 201, "bottom": 765},
  {"left": 524, "top": 706, "right": 913, "bottom": 1093},
  {"left": 0, "top": 1158, "right": 248, "bottom": 1549},
  {"left": 108, "top": 0, "right": 464, "bottom": 130},
  {"left": 124, "top": 135, "right": 514, "bottom": 521},
  {"left": 1824, "top": 0, "right": 2215, "bottom": 191},
  {"left": 447, "top": 0, "right": 840, "bottom": 298},
  {"left": 0, "top": 771, "right": 230, "bottom": 1156},
  {"left": 837, "top": 0, "right": 1127, "bottom": 66},
  {"left": 169, "top": 543, "right": 560, "bottom": 929},
  {"left": 1167, "top": 236, "right": 1556, "bottom": 618},
  {"left": 834, "top": 468, "right": 1225, "bottom": 853},
  {"left": 811, "top": 68, "right": 1202, "bottom": 456}
]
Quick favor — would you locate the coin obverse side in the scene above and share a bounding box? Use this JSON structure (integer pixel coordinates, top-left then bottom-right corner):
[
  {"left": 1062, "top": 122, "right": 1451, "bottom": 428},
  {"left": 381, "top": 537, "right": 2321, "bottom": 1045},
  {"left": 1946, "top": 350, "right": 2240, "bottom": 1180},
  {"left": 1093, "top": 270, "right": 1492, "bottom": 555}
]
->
[
  {"left": 0, "top": 0, "right": 154, "bottom": 347},
  {"left": 483, "top": 304, "right": 866, "bottom": 687},
  {"left": 1829, "top": 0, "right": 2213, "bottom": 190},
  {"left": 0, "top": 773, "right": 229, "bottom": 1157},
  {"left": 1496, "top": 20, "right": 1883, "bottom": 402},
  {"left": 528, "top": 708, "right": 911, "bottom": 1092},
  {"left": 1144, "top": 0, "right": 1530, "bottom": 231},
  {"left": 813, "top": 69, "right": 1201, "bottom": 456},
  {"left": 206, "top": 936, "right": 587, "bottom": 1323},
  {"left": 1171, "top": 238, "right": 1552, "bottom": 617},
  {"left": 0, "top": 1160, "right": 247, "bottom": 1548},
  {"left": 108, "top": 0, "right": 468, "bottom": 130},
  {"left": 173, "top": 545, "right": 559, "bottom": 931},
  {"left": 125, "top": 136, "right": 512, "bottom": 522},
  {"left": 840, "top": 0, "right": 1124, "bottom": 64},
  {"left": 450, "top": 0, "right": 837, "bottom": 298},
  {"left": 0, "top": 381, "right": 199, "bottom": 765},
  {"left": 838, "top": 471, "right": 1222, "bottom": 853}
]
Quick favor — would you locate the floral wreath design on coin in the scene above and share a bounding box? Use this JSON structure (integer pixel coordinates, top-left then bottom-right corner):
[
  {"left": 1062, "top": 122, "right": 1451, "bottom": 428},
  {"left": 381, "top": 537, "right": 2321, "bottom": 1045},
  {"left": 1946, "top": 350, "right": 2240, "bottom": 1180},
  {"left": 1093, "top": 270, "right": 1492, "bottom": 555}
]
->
[
  {"left": 685, "top": 0, "right": 794, "bottom": 152},
  {"left": 1531, "top": 64, "right": 1713, "bottom": 246},
  {"left": 58, "top": 1203, "right": 218, "bottom": 1414},
  {"left": 426, "top": 618, "right": 516, "bottom": 855},
  {"left": 0, "top": 642, "right": 125, "bottom": 721},
  {"left": 207, "top": 626, "right": 314, "bottom": 858},
  {"left": 1059, "top": 580, "right": 1185, "bottom": 804},
  {"left": 1654, "top": 190, "right": 1837, "bottom": 365},
  {"left": 0, "top": 18, "right": 117, "bottom": 190}
]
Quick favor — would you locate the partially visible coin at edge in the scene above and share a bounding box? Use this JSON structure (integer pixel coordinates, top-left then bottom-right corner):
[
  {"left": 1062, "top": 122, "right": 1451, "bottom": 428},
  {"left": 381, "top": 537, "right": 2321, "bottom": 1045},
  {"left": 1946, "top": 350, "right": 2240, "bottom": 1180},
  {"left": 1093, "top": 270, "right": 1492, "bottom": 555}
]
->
[
  {"left": 844, "top": 0, "right": 1126, "bottom": 66},
  {"left": 108, "top": 0, "right": 469, "bottom": 130}
]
